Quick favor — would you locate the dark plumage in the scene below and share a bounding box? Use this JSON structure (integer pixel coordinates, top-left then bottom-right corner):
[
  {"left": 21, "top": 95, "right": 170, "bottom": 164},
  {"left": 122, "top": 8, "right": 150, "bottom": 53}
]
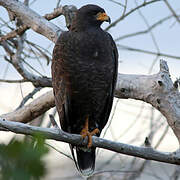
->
[{"left": 52, "top": 4, "right": 118, "bottom": 176}]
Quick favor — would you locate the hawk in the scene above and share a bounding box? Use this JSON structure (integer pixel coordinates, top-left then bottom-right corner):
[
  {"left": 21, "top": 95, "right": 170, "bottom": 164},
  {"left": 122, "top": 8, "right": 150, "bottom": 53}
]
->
[{"left": 52, "top": 4, "right": 118, "bottom": 176}]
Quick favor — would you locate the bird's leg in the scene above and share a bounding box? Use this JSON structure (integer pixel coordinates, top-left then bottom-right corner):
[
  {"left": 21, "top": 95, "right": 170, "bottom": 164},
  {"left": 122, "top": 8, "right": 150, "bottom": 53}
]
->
[
  {"left": 80, "top": 116, "right": 100, "bottom": 148},
  {"left": 80, "top": 116, "right": 89, "bottom": 138}
]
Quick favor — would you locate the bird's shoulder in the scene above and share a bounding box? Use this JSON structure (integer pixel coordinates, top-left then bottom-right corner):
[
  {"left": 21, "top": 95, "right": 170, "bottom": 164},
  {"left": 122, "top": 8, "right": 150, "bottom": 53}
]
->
[
  {"left": 55, "top": 31, "right": 72, "bottom": 46},
  {"left": 54, "top": 30, "right": 83, "bottom": 52},
  {"left": 53, "top": 28, "right": 118, "bottom": 63},
  {"left": 104, "top": 31, "right": 119, "bottom": 59},
  {"left": 56, "top": 28, "right": 110, "bottom": 44},
  {"left": 104, "top": 31, "right": 117, "bottom": 48}
]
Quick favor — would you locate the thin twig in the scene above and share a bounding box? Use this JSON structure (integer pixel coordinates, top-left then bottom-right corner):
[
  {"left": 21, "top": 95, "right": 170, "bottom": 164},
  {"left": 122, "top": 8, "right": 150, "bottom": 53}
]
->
[
  {"left": 107, "top": 0, "right": 125, "bottom": 7},
  {"left": 56, "top": 0, "right": 62, "bottom": 8},
  {"left": 0, "top": 78, "right": 27, "bottom": 83},
  {"left": 115, "top": 10, "right": 179, "bottom": 42},
  {"left": 154, "top": 124, "right": 169, "bottom": 149},
  {"left": 45, "top": 142, "right": 73, "bottom": 161},
  {"left": 16, "top": 87, "right": 42, "bottom": 109},
  {"left": 121, "top": 0, "right": 128, "bottom": 17},
  {"left": 135, "top": 0, "right": 160, "bottom": 52},
  {"left": 163, "top": 0, "right": 180, "bottom": 24},
  {"left": 105, "top": 0, "right": 161, "bottom": 31},
  {"left": 49, "top": 114, "right": 60, "bottom": 129},
  {"left": 117, "top": 44, "right": 180, "bottom": 60}
]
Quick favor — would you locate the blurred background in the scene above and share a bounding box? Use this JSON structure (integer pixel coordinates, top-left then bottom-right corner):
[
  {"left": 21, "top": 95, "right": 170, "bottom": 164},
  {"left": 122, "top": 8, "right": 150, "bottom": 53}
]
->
[{"left": 0, "top": 0, "right": 180, "bottom": 179}]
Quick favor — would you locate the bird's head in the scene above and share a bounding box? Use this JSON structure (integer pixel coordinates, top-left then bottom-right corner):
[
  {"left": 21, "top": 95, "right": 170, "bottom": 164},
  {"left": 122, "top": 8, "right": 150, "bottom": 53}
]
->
[{"left": 71, "top": 4, "right": 111, "bottom": 31}]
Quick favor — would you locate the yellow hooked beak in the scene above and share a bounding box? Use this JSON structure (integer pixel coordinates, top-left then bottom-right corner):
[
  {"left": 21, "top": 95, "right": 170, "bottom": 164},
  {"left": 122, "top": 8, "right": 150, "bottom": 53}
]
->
[{"left": 96, "top": 12, "right": 111, "bottom": 23}]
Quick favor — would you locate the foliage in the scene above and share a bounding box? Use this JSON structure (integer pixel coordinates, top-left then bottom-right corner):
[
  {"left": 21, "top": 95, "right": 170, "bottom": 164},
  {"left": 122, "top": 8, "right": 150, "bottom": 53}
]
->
[{"left": 0, "top": 134, "right": 49, "bottom": 180}]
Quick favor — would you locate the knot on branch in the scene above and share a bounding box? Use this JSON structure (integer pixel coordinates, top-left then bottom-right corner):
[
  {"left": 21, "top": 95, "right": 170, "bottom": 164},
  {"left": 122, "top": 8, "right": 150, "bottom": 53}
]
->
[
  {"left": 115, "top": 78, "right": 131, "bottom": 98},
  {"left": 174, "top": 78, "right": 180, "bottom": 89}
]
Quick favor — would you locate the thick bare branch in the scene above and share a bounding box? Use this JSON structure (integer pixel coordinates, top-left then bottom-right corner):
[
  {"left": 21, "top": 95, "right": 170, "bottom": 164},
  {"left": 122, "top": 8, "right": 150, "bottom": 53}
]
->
[
  {"left": 0, "top": 118, "right": 180, "bottom": 166},
  {"left": 0, "top": 5, "right": 77, "bottom": 42},
  {"left": 116, "top": 60, "right": 180, "bottom": 143},
  {"left": 1, "top": 91, "right": 55, "bottom": 123},
  {"left": 0, "top": 0, "right": 77, "bottom": 43},
  {"left": 0, "top": 0, "right": 60, "bottom": 42},
  {"left": 0, "top": 1, "right": 76, "bottom": 88}
]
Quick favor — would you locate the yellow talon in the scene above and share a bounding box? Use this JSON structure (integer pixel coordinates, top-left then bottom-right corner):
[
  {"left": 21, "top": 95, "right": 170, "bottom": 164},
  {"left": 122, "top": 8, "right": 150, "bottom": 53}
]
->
[{"left": 80, "top": 117, "right": 100, "bottom": 148}]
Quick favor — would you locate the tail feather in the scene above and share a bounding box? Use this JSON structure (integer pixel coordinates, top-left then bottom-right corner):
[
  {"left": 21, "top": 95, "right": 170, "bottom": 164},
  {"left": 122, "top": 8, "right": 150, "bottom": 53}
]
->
[
  {"left": 70, "top": 145, "right": 96, "bottom": 176},
  {"left": 76, "top": 147, "right": 95, "bottom": 176}
]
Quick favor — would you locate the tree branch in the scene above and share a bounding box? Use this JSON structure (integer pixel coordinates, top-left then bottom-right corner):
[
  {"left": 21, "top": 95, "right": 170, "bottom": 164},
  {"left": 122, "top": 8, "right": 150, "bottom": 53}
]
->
[
  {"left": 116, "top": 60, "right": 180, "bottom": 143},
  {"left": 105, "top": 0, "right": 161, "bottom": 31},
  {"left": 0, "top": 78, "right": 27, "bottom": 83},
  {"left": 115, "top": 14, "right": 179, "bottom": 41},
  {"left": 1, "top": 91, "right": 55, "bottom": 123},
  {"left": 0, "top": 0, "right": 180, "bottom": 146},
  {"left": 2, "top": 38, "right": 52, "bottom": 87},
  {"left": 1, "top": 60, "right": 180, "bottom": 145},
  {"left": 0, "top": 0, "right": 77, "bottom": 42},
  {"left": 0, "top": 0, "right": 76, "bottom": 87},
  {"left": 0, "top": 117, "right": 180, "bottom": 166},
  {"left": 163, "top": 0, "right": 180, "bottom": 24},
  {"left": 117, "top": 44, "right": 180, "bottom": 60},
  {"left": 16, "top": 87, "right": 42, "bottom": 109},
  {"left": 0, "top": 0, "right": 60, "bottom": 42},
  {"left": 0, "top": 5, "right": 77, "bottom": 42}
]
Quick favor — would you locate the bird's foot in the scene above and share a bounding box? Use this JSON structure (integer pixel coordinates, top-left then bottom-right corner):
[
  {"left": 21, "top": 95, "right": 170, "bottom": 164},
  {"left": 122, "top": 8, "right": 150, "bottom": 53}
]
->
[
  {"left": 81, "top": 128, "right": 99, "bottom": 148},
  {"left": 80, "top": 117, "right": 99, "bottom": 148}
]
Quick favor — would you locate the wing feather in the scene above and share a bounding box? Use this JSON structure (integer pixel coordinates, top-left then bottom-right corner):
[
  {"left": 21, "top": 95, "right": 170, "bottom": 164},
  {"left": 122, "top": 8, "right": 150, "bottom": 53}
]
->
[
  {"left": 52, "top": 32, "right": 70, "bottom": 131},
  {"left": 99, "top": 33, "right": 118, "bottom": 130}
]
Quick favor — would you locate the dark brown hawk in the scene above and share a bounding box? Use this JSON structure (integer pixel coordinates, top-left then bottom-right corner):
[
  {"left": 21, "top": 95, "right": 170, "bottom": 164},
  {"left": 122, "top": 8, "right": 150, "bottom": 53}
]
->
[{"left": 52, "top": 4, "right": 118, "bottom": 176}]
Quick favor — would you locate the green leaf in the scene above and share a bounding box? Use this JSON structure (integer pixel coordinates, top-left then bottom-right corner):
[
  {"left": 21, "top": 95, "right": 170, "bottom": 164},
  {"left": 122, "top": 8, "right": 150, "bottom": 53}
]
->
[{"left": 0, "top": 134, "right": 49, "bottom": 180}]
